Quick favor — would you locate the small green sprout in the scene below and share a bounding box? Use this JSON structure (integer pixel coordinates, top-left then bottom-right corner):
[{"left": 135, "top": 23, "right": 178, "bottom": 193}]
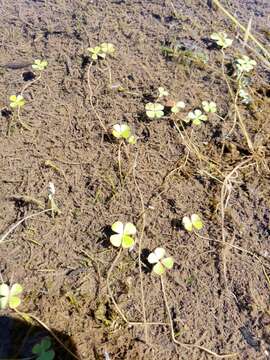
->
[
  {"left": 147, "top": 247, "right": 174, "bottom": 275},
  {"left": 100, "top": 43, "right": 115, "bottom": 55},
  {"left": 112, "top": 123, "right": 131, "bottom": 140},
  {"left": 171, "top": 101, "right": 186, "bottom": 114},
  {"left": 158, "top": 87, "right": 169, "bottom": 98},
  {"left": 202, "top": 101, "right": 217, "bottom": 113},
  {"left": 112, "top": 124, "right": 136, "bottom": 144},
  {"left": 32, "top": 59, "right": 48, "bottom": 71},
  {"left": 110, "top": 221, "right": 136, "bottom": 248},
  {"left": 185, "top": 109, "right": 207, "bottom": 125},
  {"left": 235, "top": 55, "right": 256, "bottom": 73},
  {"left": 239, "top": 89, "right": 252, "bottom": 104},
  {"left": 210, "top": 32, "right": 233, "bottom": 49},
  {"left": 88, "top": 46, "right": 106, "bottom": 60},
  {"left": 47, "top": 182, "right": 60, "bottom": 217},
  {"left": 0, "top": 283, "right": 23, "bottom": 309},
  {"left": 9, "top": 95, "right": 25, "bottom": 109},
  {"left": 32, "top": 338, "right": 55, "bottom": 360},
  {"left": 145, "top": 102, "right": 164, "bottom": 119},
  {"left": 182, "top": 214, "right": 203, "bottom": 232}
]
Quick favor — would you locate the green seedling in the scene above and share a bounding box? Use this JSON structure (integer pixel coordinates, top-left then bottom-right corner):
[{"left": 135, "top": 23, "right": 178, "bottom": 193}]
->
[
  {"left": 182, "top": 214, "right": 203, "bottom": 232},
  {"left": 32, "top": 337, "right": 55, "bottom": 360},
  {"left": 145, "top": 102, "right": 164, "bottom": 119},
  {"left": 88, "top": 46, "right": 106, "bottom": 60},
  {"left": 32, "top": 59, "right": 48, "bottom": 71},
  {"left": 47, "top": 182, "right": 61, "bottom": 217},
  {"left": 147, "top": 247, "right": 174, "bottom": 275},
  {"left": 239, "top": 89, "right": 252, "bottom": 104},
  {"left": 110, "top": 221, "right": 136, "bottom": 248},
  {"left": 158, "top": 87, "right": 169, "bottom": 98},
  {"left": 210, "top": 32, "right": 233, "bottom": 49},
  {"left": 0, "top": 283, "right": 23, "bottom": 309},
  {"left": 112, "top": 123, "right": 136, "bottom": 144},
  {"left": 100, "top": 42, "right": 115, "bottom": 55},
  {"left": 202, "top": 101, "right": 217, "bottom": 113},
  {"left": 185, "top": 109, "right": 207, "bottom": 125},
  {"left": 9, "top": 95, "right": 25, "bottom": 108},
  {"left": 235, "top": 55, "right": 256, "bottom": 74},
  {"left": 88, "top": 43, "right": 115, "bottom": 60},
  {"left": 171, "top": 101, "right": 186, "bottom": 114}
]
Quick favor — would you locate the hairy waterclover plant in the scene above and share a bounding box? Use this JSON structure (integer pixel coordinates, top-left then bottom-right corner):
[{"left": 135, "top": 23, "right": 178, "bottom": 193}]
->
[
  {"left": 88, "top": 43, "right": 115, "bottom": 60},
  {"left": 158, "top": 87, "right": 169, "bottom": 98},
  {"left": 185, "top": 109, "right": 207, "bottom": 125},
  {"left": 239, "top": 89, "right": 251, "bottom": 105},
  {"left": 171, "top": 101, "right": 186, "bottom": 114},
  {"left": 32, "top": 59, "right": 48, "bottom": 71},
  {"left": 235, "top": 55, "right": 256, "bottom": 74},
  {"left": 0, "top": 283, "right": 23, "bottom": 309},
  {"left": 202, "top": 101, "right": 217, "bottom": 113},
  {"left": 32, "top": 338, "right": 55, "bottom": 360},
  {"left": 210, "top": 32, "right": 233, "bottom": 49},
  {"left": 112, "top": 123, "right": 136, "bottom": 144},
  {"left": 100, "top": 43, "right": 115, "bottom": 55},
  {"left": 145, "top": 102, "right": 164, "bottom": 119},
  {"left": 182, "top": 214, "right": 203, "bottom": 232},
  {"left": 110, "top": 221, "right": 136, "bottom": 248},
  {"left": 88, "top": 46, "right": 106, "bottom": 60},
  {"left": 47, "top": 182, "right": 60, "bottom": 217},
  {"left": 147, "top": 247, "right": 174, "bottom": 275},
  {"left": 9, "top": 95, "right": 25, "bottom": 109}
]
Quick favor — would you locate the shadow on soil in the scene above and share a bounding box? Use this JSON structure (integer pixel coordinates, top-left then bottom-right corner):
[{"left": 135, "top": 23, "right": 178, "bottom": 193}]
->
[{"left": 0, "top": 315, "right": 79, "bottom": 360}]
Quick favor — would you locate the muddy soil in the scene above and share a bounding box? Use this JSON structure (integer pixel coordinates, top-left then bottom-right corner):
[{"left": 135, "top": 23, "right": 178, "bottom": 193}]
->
[{"left": 0, "top": 0, "right": 270, "bottom": 359}]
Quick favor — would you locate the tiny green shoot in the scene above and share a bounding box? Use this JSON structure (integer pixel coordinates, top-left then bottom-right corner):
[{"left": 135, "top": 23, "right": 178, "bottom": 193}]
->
[
  {"left": 239, "top": 89, "right": 252, "bottom": 104},
  {"left": 32, "top": 337, "right": 55, "bottom": 360},
  {"left": 182, "top": 214, "right": 203, "bottom": 232},
  {"left": 47, "top": 182, "right": 61, "bottom": 217},
  {"left": 112, "top": 124, "right": 136, "bottom": 144},
  {"left": 88, "top": 46, "right": 106, "bottom": 60},
  {"left": 32, "top": 59, "right": 48, "bottom": 71},
  {"left": 158, "top": 87, "right": 169, "bottom": 98},
  {"left": 202, "top": 101, "right": 217, "bottom": 113},
  {"left": 210, "top": 32, "right": 233, "bottom": 49},
  {"left": 171, "top": 101, "right": 186, "bottom": 114},
  {"left": 145, "top": 102, "right": 164, "bottom": 119},
  {"left": 110, "top": 221, "right": 136, "bottom": 248},
  {"left": 9, "top": 95, "right": 25, "bottom": 109},
  {"left": 235, "top": 55, "right": 256, "bottom": 73},
  {"left": 147, "top": 247, "right": 174, "bottom": 275},
  {"left": 0, "top": 283, "right": 23, "bottom": 309},
  {"left": 100, "top": 43, "right": 115, "bottom": 55},
  {"left": 185, "top": 109, "right": 207, "bottom": 125}
]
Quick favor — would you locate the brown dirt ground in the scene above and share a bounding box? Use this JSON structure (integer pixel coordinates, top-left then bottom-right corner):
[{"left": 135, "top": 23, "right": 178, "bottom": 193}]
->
[{"left": 0, "top": 0, "right": 270, "bottom": 359}]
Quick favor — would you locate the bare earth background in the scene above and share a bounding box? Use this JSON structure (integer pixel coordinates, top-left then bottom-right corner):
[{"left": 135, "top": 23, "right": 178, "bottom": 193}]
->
[{"left": 0, "top": 0, "right": 270, "bottom": 359}]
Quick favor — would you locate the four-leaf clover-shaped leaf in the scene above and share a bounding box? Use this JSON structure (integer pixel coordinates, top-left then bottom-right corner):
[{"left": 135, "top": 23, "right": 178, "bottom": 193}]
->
[
  {"left": 158, "top": 87, "right": 169, "bottom": 98},
  {"left": 88, "top": 46, "right": 106, "bottom": 60},
  {"left": 32, "top": 338, "right": 55, "bottom": 360},
  {"left": 171, "top": 101, "right": 186, "bottom": 114},
  {"left": 182, "top": 214, "right": 203, "bottom": 232},
  {"left": 110, "top": 221, "right": 136, "bottom": 248},
  {"left": 145, "top": 103, "right": 164, "bottom": 119},
  {"left": 202, "top": 101, "right": 217, "bottom": 113},
  {"left": 32, "top": 59, "right": 48, "bottom": 71},
  {"left": 185, "top": 109, "right": 207, "bottom": 125},
  {"left": 235, "top": 55, "right": 256, "bottom": 73},
  {"left": 100, "top": 43, "right": 115, "bottom": 55},
  {"left": 112, "top": 124, "right": 131, "bottom": 140},
  {"left": 210, "top": 32, "right": 233, "bottom": 49},
  {"left": 0, "top": 283, "right": 23, "bottom": 309},
  {"left": 147, "top": 247, "right": 174, "bottom": 275},
  {"left": 9, "top": 95, "right": 25, "bottom": 109}
]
